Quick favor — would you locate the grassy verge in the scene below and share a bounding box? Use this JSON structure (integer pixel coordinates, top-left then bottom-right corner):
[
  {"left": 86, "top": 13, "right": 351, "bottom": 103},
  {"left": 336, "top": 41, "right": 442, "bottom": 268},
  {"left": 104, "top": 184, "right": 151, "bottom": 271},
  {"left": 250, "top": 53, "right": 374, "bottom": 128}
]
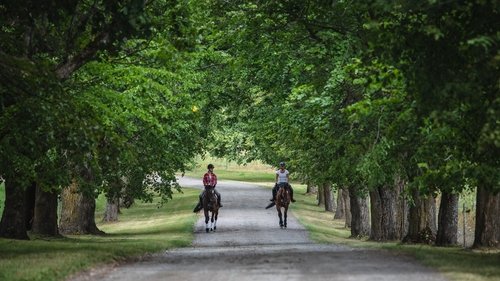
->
[
  {"left": 0, "top": 187, "right": 199, "bottom": 281},
  {"left": 290, "top": 184, "right": 500, "bottom": 281}
]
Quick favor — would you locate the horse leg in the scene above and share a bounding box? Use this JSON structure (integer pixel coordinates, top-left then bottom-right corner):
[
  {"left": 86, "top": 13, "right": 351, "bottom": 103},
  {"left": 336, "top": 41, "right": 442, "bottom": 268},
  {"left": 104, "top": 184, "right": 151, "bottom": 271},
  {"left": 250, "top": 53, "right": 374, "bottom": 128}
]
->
[
  {"left": 277, "top": 208, "right": 283, "bottom": 228},
  {"left": 210, "top": 211, "right": 215, "bottom": 231},
  {"left": 204, "top": 210, "right": 210, "bottom": 233},
  {"left": 213, "top": 211, "right": 218, "bottom": 231},
  {"left": 284, "top": 207, "right": 288, "bottom": 228}
]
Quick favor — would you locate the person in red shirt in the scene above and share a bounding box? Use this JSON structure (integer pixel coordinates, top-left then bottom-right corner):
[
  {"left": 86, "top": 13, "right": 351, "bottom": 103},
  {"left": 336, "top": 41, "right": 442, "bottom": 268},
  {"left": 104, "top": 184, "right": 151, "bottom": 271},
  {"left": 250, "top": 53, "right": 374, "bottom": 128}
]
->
[{"left": 193, "top": 164, "right": 222, "bottom": 212}]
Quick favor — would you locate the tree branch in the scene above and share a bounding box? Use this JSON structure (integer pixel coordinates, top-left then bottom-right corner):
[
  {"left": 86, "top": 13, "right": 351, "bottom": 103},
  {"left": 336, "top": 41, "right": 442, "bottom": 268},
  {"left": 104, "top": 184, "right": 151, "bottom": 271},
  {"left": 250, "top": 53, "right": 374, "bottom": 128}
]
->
[{"left": 55, "top": 31, "right": 111, "bottom": 80}]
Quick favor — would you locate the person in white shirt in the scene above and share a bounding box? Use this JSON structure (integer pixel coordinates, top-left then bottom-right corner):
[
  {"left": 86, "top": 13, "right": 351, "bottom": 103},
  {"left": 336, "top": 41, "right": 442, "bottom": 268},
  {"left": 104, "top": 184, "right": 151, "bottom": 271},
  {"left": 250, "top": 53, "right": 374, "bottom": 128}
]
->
[{"left": 265, "top": 162, "right": 295, "bottom": 209}]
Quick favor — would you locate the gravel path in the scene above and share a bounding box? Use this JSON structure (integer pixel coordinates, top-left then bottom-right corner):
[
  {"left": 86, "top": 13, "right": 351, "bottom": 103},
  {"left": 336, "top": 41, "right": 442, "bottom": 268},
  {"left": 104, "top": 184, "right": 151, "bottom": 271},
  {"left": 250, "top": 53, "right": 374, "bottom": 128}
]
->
[{"left": 69, "top": 177, "right": 447, "bottom": 281}]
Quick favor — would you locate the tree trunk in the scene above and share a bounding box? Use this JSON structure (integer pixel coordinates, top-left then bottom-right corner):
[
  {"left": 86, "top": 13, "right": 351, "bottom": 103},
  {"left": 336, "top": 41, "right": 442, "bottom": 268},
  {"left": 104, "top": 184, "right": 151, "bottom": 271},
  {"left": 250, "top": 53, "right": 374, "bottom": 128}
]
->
[
  {"left": 0, "top": 179, "right": 29, "bottom": 240},
  {"left": 323, "top": 182, "right": 334, "bottom": 212},
  {"left": 317, "top": 184, "right": 325, "bottom": 206},
  {"left": 369, "top": 185, "right": 405, "bottom": 241},
  {"left": 103, "top": 194, "right": 119, "bottom": 222},
  {"left": 348, "top": 185, "right": 370, "bottom": 238},
  {"left": 397, "top": 178, "right": 409, "bottom": 239},
  {"left": 334, "top": 188, "right": 346, "bottom": 220},
  {"left": 306, "top": 181, "right": 318, "bottom": 194},
  {"left": 435, "top": 192, "right": 458, "bottom": 246},
  {"left": 59, "top": 180, "right": 104, "bottom": 235},
  {"left": 24, "top": 182, "right": 36, "bottom": 231},
  {"left": 118, "top": 177, "right": 133, "bottom": 209},
  {"left": 119, "top": 193, "right": 134, "bottom": 209},
  {"left": 370, "top": 182, "right": 404, "bottom": 241},
  {"left": 403, "top": 189, "right": 437, "bottom": 244},
  {"left": 32, "top": 187, "right": 60, "bottom": 237},
  {"left": 342, "top": 187, "right": 352, "bottom": 228},
  {"left": 473, "top": 187, "right": 500, "bottom": 248}
]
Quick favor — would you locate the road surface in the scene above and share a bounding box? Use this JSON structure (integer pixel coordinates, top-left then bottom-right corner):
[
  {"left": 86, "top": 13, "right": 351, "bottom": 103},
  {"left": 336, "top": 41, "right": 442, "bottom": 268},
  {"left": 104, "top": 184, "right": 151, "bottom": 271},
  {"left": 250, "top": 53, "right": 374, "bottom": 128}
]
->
[{"left": 68, "top": 177, "right": 447, "bottom": 281}]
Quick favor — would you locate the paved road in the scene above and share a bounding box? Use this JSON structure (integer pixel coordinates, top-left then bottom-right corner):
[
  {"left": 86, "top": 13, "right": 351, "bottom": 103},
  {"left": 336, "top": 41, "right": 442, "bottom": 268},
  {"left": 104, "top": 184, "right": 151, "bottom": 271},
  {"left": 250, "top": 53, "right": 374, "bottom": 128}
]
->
[{"left": 68, "top": 177, "right": 447, "bottom": 281}]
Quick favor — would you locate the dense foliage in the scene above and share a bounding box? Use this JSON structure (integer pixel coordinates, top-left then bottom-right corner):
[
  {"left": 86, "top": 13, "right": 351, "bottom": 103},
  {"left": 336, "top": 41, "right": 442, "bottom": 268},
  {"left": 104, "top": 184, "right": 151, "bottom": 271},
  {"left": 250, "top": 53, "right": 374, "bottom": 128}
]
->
[
  {"left": 0, "top": 0, "right": 498, "bottom": 245},
  {"left": 0, "top": 0, "right": 211, "bottom": 202},
  {"left": 201, "top": 0, "right": 499, "bottom": 195}
]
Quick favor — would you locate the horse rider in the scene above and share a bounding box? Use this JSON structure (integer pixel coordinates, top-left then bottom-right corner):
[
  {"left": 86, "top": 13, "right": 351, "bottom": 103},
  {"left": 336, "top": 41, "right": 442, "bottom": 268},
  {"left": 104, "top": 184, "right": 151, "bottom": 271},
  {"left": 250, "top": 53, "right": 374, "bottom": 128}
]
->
[
  {"left": 265, "top": 161, "right": 296, "bottom": 209},
  {"left": 193, "top": 163, "right": 223, "bottom": 212}
]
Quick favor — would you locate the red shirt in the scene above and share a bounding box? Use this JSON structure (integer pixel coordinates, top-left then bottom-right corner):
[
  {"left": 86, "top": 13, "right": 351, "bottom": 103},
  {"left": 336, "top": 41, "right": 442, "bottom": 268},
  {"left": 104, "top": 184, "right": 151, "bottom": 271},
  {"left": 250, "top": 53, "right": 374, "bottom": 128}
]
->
[{"left": 203, "top": 172, "right": 217, "bottom": 187}]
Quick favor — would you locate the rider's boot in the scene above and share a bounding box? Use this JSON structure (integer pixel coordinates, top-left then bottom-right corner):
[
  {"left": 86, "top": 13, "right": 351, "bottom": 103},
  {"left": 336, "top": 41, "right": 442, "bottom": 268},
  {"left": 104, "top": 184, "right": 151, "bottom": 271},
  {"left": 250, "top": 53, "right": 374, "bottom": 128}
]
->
[
  {"left": 265, "top": 187, "right": 277, "bottom": 209},
  {"left": 269, "top": 186, "right": 277, "bottom": 201},
  {"left": 218, "top": 195, "right": 223, "bottom": 207}
]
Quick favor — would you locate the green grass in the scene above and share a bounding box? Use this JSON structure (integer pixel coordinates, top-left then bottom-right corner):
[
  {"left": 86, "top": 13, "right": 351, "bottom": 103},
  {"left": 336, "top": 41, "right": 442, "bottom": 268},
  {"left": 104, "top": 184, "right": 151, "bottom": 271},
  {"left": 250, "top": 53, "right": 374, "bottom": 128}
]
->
[
  {"left": 184, "top": 156, "right": 275, "bottom": 182},
  {"left": 290, "top": 184, "right": 500, "bottom": 281},
  {"left": 1, "top": 160, "right": 499, "bottom": 281},
  {"left": 0, "top": 187, "right": 199, "bottom": 281}
]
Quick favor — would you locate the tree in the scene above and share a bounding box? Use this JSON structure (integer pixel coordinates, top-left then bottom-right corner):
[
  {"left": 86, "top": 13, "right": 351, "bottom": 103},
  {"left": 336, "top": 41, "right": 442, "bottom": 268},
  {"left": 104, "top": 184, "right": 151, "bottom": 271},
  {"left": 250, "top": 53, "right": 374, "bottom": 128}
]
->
[
  {"left": 57, "top": 0, "right": 212, "bottom": 233},
  {"left": 436, "top": 192, "right": 459, "bottom": 246},
  {"left": 1, "top": 0, "right": 210, "bottom": 239},
  {"left": 323, "top": 183, "right": 334, "bottom": 212},
  {"left": 202, "top": 1, "right": 499, "bottom": 248},
  {"left": 365, "top": 0, "right": 499, "bottom": 247}
]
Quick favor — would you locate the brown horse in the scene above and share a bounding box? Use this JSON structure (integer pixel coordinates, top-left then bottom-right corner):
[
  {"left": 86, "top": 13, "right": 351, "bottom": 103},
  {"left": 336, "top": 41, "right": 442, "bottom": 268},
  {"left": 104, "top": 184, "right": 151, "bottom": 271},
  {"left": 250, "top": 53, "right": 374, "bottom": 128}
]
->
[
  {"left": 275, "top": 183, "right": 291, "bottom": 228},
  {"left": 202, "top": 186, "right": 219, "bottom": 233}
]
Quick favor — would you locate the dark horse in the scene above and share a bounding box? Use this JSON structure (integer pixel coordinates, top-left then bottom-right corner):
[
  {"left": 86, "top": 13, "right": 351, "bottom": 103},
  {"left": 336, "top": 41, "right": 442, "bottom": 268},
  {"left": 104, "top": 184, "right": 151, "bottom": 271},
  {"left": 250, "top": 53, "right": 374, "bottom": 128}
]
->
[
  {"left": 275, "top": 183, "right": 291, "bottom": 228},
  {"left": 202, "top": 186, "right": 219, "bottom": 233}
]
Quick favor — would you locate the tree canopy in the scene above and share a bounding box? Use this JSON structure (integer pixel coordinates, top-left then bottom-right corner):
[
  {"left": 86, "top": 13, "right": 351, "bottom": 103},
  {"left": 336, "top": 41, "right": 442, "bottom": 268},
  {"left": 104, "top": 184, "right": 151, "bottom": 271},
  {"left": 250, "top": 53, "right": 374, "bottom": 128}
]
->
[{"left": 1, "top": 0, "right": 499, "bottom": 245}]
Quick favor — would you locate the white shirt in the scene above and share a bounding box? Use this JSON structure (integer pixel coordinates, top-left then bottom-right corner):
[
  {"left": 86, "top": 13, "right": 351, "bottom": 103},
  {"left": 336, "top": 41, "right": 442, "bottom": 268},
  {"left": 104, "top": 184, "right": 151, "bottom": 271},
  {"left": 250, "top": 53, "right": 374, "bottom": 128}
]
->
[{"left": 276, "top": 169, "right": 289, "bottom": 183}]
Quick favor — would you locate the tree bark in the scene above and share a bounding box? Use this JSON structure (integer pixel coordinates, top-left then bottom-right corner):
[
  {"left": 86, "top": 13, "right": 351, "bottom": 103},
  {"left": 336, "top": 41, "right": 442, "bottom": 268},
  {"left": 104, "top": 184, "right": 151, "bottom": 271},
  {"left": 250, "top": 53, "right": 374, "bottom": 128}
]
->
[
  {"left": 397, "top": 178, "right": 409, "bottom": 239},
  {"left": 0, "top": 179, "right": 29, "bottom": 240},
  {"left": 323, "top": 182, "right": 334, "bottom": 212},
  {"left": 306, "top": 181, "right": 318, "bottom": 194},
  {"left": 103, "top": 194, "right": 119, "bottom": 222},
  {"left": 473, "top": 187, "right": 500, "bottom": 248},
  {"left": 334, "top": 188, "right": 346, "bottom": 220},
  {"left": 317, "top": 184, "right": 325, "bottom": 206},
  {"left": 435, "top": 192, "right": 458, "bottom": 246},
  {"left": 24, "top": 182, "right": 36, "bottom": 231},
  {"left": 32, "top": 187, "right": 60, "bottom": 237},
  {"left": 403, "top": 189, "right": 437, "bottom": 244},
  {"left": 342, "top": 187, "right": 352, "bottom": 228},
  {"left": 59, "top": 180, "right": 104, "bottom": 235},
  {"left": 55, "top": 32, "right": 111, "bottom": 80},
  {"left": 348, "top": 185, "right": 370, "bottom": 238},
  {"left": 369, "top": 185, "right": 405, "bottom": 241},
  {"left": 119, "top": 193, "right": 134, "bottom": 209}
]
